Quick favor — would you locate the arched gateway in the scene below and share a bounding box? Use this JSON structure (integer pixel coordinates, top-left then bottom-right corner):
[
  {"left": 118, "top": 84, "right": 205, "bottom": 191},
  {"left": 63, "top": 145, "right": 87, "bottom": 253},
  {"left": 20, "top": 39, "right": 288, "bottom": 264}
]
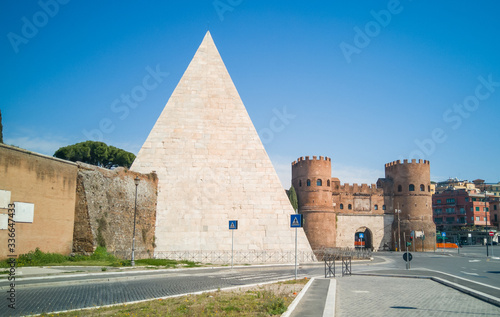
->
[{"left": 355, "top": 227, "right": 373, "bottom": 250}]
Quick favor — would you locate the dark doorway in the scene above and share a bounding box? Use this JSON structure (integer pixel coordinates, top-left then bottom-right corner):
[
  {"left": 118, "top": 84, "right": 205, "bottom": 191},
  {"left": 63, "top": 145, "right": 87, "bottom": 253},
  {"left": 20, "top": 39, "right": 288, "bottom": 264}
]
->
[{"left": 355, "top": 227, "right": 373, "bottom": 250}]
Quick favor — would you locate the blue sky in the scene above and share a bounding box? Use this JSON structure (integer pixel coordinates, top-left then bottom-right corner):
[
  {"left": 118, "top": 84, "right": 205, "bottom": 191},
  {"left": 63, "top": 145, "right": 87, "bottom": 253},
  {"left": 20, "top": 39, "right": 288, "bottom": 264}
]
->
[{"left": 1, "top": 1, "right": 500, "bottom": 187}]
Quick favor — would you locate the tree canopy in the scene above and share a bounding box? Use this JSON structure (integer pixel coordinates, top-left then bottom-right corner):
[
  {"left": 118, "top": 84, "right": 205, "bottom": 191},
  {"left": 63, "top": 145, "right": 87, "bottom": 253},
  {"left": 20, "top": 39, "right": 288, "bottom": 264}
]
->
[
  {"left": 287, "top": 186, "right": 299, "bottom": 212},
  {"left": 54, "top": 141, "right": 136, "bottom": 169}
]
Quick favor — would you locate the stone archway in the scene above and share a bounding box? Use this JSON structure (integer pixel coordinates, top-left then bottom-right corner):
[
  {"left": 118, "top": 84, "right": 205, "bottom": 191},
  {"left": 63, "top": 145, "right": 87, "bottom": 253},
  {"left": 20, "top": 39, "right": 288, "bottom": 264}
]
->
[{"left": 354, "top": 227, "right": 373, "bottom": 250}]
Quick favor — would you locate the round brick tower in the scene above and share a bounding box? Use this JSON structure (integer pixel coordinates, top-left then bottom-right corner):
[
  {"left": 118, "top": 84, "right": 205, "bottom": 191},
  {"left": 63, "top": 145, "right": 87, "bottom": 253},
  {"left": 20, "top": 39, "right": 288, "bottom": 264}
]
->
[
  {"left": 385, "top": 159, "right": 436, "bottom": 251},
  {"left": 291, "top": 156, "right": 335, "bottom": 251}
]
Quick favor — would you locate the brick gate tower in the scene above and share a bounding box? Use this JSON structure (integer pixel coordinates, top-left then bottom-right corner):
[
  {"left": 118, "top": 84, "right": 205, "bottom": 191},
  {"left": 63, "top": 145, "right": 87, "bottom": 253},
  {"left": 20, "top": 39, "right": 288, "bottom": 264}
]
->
[
  {"left": 291, "top": 156, "right": 335, "bottom": 251},
  {"left": 383, "top": 159, "right": 436, "bottom": 251}
]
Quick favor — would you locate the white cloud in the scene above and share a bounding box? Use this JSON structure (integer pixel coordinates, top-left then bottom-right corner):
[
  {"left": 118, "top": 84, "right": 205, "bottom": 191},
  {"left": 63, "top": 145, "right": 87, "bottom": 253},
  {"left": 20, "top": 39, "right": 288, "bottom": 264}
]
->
[
  {"left": 333, "top": 163, "right": 384, "bottom": 185},
  {"left": 270, "top": 155, "right": 385, "bottom": 189},
  {"left": 4, "top": 136, "right": 69, "bottom": 156},
  {"left": 270, "top": 159, "right": 293, "bottom": 189}
]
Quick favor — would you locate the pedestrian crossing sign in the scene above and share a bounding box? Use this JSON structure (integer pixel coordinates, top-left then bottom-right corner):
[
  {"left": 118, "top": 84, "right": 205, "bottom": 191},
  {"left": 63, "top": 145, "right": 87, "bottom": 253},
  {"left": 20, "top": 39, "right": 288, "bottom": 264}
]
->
[
  {"left": 290, "top": 214, "right": 303, "bottom": 228},
  {"left": 229, "top": 220, "right": 238, "bottom": 230}
]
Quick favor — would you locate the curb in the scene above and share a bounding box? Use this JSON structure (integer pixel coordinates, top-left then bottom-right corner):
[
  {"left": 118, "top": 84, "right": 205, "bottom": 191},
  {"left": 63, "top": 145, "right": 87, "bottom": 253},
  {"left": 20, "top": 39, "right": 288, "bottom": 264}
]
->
[
  {"left": 323, "top": 278, "right": 336, "bottom": 317},
  {"left": 281, "top": 277, "right": 316, "bottom": 317},
  {"left": 431, "top": 277, "right": 500, "bottom": 307}
]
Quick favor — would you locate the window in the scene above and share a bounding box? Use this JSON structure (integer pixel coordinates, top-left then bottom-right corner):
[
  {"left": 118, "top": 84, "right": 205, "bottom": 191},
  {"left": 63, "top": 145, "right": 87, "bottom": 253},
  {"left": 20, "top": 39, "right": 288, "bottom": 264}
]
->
[
  {"left": 459, "top": 207, "right": 465, "bottom": 214},
  {"left": 340, "top": 204, "right": 344, "bottom": 210},
  {"left": 446, "top": 198, "right": 455, "bottom": 204},
  {"left": 495, "top": 214, "right": 498, "bottom": 222},
  {"left": 374, "top": 205, "right": 378, "bottom": 210},
  {"left": 307, "top": 179, "right": 311, "bottom": 186},
  {"left": 435, "top": 218, "right": 443, "bottom": 224},
  {"left": 437, "top": 199, "right": 441, "bottom": 204},
  {"left": 476, "top": 216, "right": 480, "bottom": 221},
  {"left": 348, "top": 204, "right": 352, "bottom": 210},
  {"left": 434, "top": 208, "right": 442, "bottom": 214},
  {"left": 420, "top": 184, "right": 425, "bottom": 191},
  {"left": 446, "top": 208, "right": 454, "bottom": 214},
  {"left": 409, "top": 184, "right": 415, "bottom": 191},
  {"left": 382, "top": 205, "right": 386, "bottom": 210},
  {"left": 398, "top": 185, "right": 402, "bottom": 192},
  {"left": 327, "top": 180, "right": 330, "bottom": 186},
  {"left": 446, "top": 217, "right": 454, "bottom": 224},
  {"left": 459, "top": 217, "right": 466, "bottom": 224},
  {"left": 495, "top": 205, "right": 498, "bottom": 211},
  {"left": 473, "top": 198, "right": 476, "bottom": 202},
  {"left": 317, "top": 179, "right": 322, "bottom": 186},
  {"left": 484, "top": 217, "right": 487, "bottom": 221},
  {"left": 485, "top": 207, "right": 489, "bottom": 212},
  {"left": 476, "top": 207, "right": 480, "bottom": 211},
  {"left": 299, "top": 180, "right": 302, "bottom": 187},
  {"left": 428, "top": 185, "right": 431, "bottom": 192},
  {"left": 465, "top": 197, "right": 469, "bottom": 202}
]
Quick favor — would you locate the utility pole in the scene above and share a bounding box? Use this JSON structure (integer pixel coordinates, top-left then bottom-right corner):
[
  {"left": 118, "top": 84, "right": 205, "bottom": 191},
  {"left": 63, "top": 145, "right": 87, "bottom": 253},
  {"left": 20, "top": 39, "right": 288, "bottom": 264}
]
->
[{"left": 397, "top": 209, "right": 401, "bottom": 252}]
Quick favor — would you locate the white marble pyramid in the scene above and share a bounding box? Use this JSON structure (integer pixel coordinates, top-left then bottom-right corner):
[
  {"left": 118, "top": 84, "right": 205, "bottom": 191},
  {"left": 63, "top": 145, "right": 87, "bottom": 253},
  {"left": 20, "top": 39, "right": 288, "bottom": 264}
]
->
[{"left": 131, "top": 32, "right": 312, "bottom": 256}]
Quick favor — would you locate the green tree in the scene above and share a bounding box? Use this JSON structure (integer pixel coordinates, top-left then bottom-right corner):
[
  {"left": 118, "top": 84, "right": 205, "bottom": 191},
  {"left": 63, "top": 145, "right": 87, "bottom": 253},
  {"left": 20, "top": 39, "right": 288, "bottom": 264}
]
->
[
  {"left": 287, "top": 186, "right": 299, "bottom": 212},
  {"left": 54, "top": 141, "right": 136, "bottom": 168}
]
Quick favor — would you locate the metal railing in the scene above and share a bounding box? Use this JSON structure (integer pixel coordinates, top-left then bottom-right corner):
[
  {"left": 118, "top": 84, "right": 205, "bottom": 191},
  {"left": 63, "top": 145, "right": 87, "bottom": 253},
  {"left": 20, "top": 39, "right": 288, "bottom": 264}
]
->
[
  {"left": 152, "top": 248, "right": 371, "bottom": 264},
  {"left": 154, "top": 250, "right": 318, "bottom": 264}
]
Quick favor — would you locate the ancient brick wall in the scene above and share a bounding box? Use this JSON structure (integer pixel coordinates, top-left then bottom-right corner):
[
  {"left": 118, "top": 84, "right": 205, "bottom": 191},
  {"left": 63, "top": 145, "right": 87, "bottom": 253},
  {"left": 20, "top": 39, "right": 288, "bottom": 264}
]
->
[
  {"left": 0, "top": 144, "right": 77, "bottom": 259},
  {"left": 73, "top": 163, "right": 158, "bottom": 259}
]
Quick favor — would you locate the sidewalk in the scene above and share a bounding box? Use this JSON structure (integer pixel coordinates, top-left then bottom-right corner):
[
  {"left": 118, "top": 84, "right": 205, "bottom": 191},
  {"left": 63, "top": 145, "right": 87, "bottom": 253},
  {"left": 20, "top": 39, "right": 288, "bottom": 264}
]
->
[{"left": 284, "top": 274, "right": 500, "bottom": 317}]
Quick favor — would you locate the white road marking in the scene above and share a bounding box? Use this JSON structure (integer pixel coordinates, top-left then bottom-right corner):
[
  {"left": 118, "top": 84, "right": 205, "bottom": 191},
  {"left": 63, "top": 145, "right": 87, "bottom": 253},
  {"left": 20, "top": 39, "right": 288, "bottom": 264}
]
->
[
  {"left": 418, "top": 268, "right": 500, "bottom": 291},
  {"left": 469, "top": 260, "right": 481, "bottom": 262},
  {"left": 460, "top": 271, "right": 479, "bottom": 276}
]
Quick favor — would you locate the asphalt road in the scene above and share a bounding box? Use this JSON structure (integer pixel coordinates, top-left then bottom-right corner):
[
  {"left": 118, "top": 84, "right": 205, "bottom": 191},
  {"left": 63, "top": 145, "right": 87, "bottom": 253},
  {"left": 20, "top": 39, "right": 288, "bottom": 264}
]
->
[
  {"left": 1, "top": 247, "right": 500, "bottom": 316},
  {"left": 1, "top": 265, "right": 315, "bottom": 316}
]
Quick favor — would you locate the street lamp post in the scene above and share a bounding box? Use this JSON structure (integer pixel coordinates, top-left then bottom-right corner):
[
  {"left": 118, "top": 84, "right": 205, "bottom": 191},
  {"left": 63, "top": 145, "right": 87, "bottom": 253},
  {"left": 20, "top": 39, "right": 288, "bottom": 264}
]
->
[
  {"left": 395, "top": 209, "right": 401, "bottom": 252},
  {"left": 131, "top": 176, "right": 140, "bottom": 266}
]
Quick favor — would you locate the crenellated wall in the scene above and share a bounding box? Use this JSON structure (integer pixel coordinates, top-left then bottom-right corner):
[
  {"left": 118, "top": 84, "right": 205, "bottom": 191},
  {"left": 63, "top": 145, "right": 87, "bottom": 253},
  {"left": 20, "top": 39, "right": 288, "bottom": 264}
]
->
[
  {"left": 384, "top": 159, "right": 435, "bottom": 251},
  {"left": 291, "top": 156, "right": 335, "bottom": 251},
  {"left": 292, "top": 155, "right": 435, "bottom": 251}
]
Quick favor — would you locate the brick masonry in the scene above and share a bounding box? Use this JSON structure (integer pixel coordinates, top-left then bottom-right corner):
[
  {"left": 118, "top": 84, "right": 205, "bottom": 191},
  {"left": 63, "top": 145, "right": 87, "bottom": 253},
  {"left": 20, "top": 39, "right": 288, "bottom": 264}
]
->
[{"left": 73, "top": 162, "right": 158, "bottom": 258}]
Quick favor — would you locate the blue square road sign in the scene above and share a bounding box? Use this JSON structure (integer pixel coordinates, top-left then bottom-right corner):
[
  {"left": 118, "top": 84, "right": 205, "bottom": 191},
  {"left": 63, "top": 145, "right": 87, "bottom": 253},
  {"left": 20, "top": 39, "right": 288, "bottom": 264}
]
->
[
  {"left": 290, "top": 214, "right": 303, "bottom": 228},
  {"left": 229, "top": 220, "right": 238, "bottom": 230}
]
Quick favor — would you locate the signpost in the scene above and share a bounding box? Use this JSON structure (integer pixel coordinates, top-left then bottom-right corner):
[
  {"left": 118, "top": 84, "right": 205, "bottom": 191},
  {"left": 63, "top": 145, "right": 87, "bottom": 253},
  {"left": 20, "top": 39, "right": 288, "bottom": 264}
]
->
[
  {"left": 489, "top": 231, "right": 494, "bottom": 257},
  {"left": 229, "top": 220, "right": 238, "bottom": 269},
  {"left": 358, "top": 233, "right": 364, "bottom": 248},
  {"left": 403, "top": 252, "right": 413, "bottom": 262},
  {"left": 290, "top": 214, "right": 303, "bottom": 280},
  {"left": 404, "top": 232, "right": 410, "bottom": 269}
]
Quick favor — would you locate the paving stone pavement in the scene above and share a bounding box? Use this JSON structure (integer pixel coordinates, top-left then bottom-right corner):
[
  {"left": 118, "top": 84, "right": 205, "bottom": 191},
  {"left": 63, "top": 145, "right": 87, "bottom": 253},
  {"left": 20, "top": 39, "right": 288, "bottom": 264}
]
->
[{"left": 335, "top": 275, "right": 500, "bottom": 316}]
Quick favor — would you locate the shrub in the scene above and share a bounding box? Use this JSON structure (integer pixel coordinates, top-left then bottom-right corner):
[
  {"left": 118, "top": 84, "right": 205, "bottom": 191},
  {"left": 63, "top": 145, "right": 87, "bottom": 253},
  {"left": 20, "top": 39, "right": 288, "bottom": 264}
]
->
[{"left": 16, "top": 248, "right": 67, "bottom": 267}]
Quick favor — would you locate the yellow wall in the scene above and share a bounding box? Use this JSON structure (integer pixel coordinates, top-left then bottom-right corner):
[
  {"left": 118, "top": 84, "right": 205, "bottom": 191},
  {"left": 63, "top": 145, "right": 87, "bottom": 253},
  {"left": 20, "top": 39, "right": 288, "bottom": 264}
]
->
[{"left": 0, "top": 144, "right": 77, "bottom": 259}]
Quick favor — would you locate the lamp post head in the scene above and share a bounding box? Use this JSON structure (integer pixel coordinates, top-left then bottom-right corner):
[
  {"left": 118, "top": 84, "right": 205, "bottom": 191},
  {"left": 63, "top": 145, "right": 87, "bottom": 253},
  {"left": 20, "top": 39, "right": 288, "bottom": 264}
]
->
[{"left": 134, "top": 176, "right": 140, "bottom": 186}]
